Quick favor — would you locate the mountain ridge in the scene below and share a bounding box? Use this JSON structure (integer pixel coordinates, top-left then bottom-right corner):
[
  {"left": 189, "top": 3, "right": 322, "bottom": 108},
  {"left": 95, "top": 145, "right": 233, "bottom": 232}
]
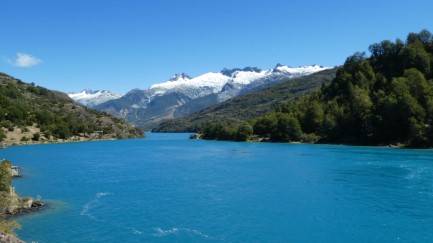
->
[
  {"left": 95, "top": 64, "right": 332, "bottom": 130},
  {"left": 154, "top": 68, "right": 338, "bottom": 132}
]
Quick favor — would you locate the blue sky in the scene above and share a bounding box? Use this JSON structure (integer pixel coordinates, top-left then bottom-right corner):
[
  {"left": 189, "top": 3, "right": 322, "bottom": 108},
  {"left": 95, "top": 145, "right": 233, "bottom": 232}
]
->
[{"left": 1, "top": 0, "right": 433, "bottom": 93}]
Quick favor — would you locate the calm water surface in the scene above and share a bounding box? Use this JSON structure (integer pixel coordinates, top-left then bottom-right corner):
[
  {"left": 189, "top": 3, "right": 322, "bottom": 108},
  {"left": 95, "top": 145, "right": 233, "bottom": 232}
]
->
[{"left": 2, "top": 133, "right": 433, "bottom": 242}]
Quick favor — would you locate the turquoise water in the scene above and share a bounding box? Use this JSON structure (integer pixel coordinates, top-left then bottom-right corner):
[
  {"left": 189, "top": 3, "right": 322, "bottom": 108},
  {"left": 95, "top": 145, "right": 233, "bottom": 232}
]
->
[{"left": 2, "top": 133, "right": 433, "bottom": 242}]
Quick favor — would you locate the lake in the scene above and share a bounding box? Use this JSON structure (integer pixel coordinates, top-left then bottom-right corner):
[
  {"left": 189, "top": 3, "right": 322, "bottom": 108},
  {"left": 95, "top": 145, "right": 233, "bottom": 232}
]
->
[{"left": 2, "top": 133, "right": 433, "bottom": 242}]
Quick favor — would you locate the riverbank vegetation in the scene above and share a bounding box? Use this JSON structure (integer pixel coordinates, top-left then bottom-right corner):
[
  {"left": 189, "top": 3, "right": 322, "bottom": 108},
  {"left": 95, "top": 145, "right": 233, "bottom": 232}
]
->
[
  {"left": 200, "top": 30, "right": 433, "bottom": 148},
  {"left": 0, "top": 160, "right": 21, "bottom": 236},
  {"left": 0, "top": 159, "right": 44, "bottom": 242}
]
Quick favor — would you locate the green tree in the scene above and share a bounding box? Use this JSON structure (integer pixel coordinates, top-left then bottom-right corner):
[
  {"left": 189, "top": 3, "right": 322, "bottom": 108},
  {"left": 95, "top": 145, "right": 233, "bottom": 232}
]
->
[
  {"left": 215, "top": 123, "right": 236, "bottom": 140},
  {"left": 380, "top": 77, "right": 426, "bottom": 141},
  {"left": 349, "top": 84, "right": 373, "bottom": 140},
  {"left": 32, "top": 132, "right": 40, "bottom": 141},
  {"left": 235, "top": 123, "right": 253, "bottom": 141},
  {"left": 408, "top": 117, "right": 426, "bottom": 147},
  {"left": 418, "top": 29, "right": 433, "bottom": 44},
  {"left": 201, "top": 123, "right": 216, "bottom": 139},
  {"left": 271, "top": 113, "right": 302, "bottom": 142},
  {"left": 253, "top": 114, "right": 277, "bottom": 137},
  {"left": 302, "top": 101, "right": 324, "bottom": 134},
  {"left": 403, "top": 69, "right": 433, "bottom": 107},
  {"left": 53, "top": 122, "right": 72, "bottom": 139},
  {"left": 399, "top": 42, "right": 431, "bottom": 75}
]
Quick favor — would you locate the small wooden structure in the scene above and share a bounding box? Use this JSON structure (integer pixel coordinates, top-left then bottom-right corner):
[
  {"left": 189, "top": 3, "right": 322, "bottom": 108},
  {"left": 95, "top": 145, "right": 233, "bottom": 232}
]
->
[{"left": 10, "top": 166, "right": 21, "bottom": 177}]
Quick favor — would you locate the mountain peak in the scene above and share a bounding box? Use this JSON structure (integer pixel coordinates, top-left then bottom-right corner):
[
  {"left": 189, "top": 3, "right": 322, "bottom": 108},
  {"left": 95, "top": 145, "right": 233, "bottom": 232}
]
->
[
  {"left": 170, "top": 73, "right": 192, "bottom": 81},
  {"left": 80, "top": 89, "right": 95, "bottom": 94},
  {"left": 220, "top": 67, "right": 262, "bottom": 77}
]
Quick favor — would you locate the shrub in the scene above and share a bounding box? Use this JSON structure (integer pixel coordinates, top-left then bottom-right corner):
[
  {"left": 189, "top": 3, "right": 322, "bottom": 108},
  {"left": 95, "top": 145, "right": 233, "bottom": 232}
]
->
[
  {"left": 302, "top": 133, "right": 321, "bottom": 143},
  {"left": 0, "top": 160, "right": 12, "bottom": 192},
  {"left": 235, "top": 123, "right": 253, "bottom": 141},
  {"left": 0, "top": 129, "right": 5, "bottom": 142},
  {"left": 32, "top": 132, "right": 40, "bottom": 141},
  {"left": 0, "top": 220, "right": 21, "bottom": 235}
]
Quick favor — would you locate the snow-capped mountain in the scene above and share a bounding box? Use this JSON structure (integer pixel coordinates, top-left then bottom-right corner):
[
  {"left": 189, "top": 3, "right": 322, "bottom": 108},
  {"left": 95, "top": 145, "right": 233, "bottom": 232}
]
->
[
  {"left": 68, "top": 89, "right": 123, "bottom": 107},
  {"left": 95, "top": 64, "right": 331, "bottom": 130},
  {"left": 271, "top": 63, "right": 329, "bottom": 75},
  {"left": 150, "top": 72, "right": 230, "bottom": 99},
  {"left": 153, "top": 65, "right": 327, "bottom": 95},
  {"left": 215, "top": 64, "right": 331, "bottom": 102}
]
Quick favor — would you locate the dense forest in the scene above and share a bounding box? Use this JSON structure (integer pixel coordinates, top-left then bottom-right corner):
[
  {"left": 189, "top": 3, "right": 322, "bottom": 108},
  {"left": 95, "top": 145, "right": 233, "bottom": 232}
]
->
[
  {"left": 201, "top": 30, "right": 433, "bottom": 148},
  {"left": 0, "top": 72, "right": 143, "bottom": 144}
]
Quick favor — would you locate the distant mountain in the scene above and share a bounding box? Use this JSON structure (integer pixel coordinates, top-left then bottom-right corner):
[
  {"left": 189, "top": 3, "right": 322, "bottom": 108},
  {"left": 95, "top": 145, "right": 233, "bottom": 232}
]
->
[
  {"left": 0, "top": 72, "right": 143, "bottom": 146},
  {"left": 154, "top": 68, "right": 338, "bottom": 132},
  {"left": 68, "top": 89, "right": 123, "bottom": 107},
  {"left": 95, "top": 64, "right": 331, "bottom": 130}
]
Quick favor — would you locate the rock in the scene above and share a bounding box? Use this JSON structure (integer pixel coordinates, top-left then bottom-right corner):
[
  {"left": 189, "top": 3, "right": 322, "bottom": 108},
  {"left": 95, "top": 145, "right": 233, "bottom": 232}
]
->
[
  {"left": 32, "top": 200, "right": 44, "bottom": 207},
  {"left": 22, "top": 199, "right": 33, "bottom": 209},
  {"left": 189, "top": 133, "right": 201, "bottom": 139},
  {"left": 6, "top": 206, "right": 18, "bottom": 214},
  {"left": 0, "top": 233, "right": 25, "bottom": 243},
  {"left": 3, "top": 199, "right": 45, "bottom": 217}
]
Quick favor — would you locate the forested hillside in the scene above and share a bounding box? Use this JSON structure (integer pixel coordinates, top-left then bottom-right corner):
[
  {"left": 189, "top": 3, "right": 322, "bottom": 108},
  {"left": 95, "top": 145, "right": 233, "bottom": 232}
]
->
[
  {"left": 0, "top": 72, "right": 143, "bottom": 145},
  {"left": 154, "top": 68, "right": 337, "bottom": 132},
  {"left": 201, "top": 30, "right": 433, "bottom": 148}
]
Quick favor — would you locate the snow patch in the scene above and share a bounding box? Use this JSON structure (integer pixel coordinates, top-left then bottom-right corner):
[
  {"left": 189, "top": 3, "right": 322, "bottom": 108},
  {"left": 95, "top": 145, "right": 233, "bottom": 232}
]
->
[
  {"left": 68, "top": 90, "right": 123, "bottom": 107},
  {"left": 271, "top": 64, "right": 330, "bottom": 75},
  {"left": 228, "top": 70, "right": 268, "bottom": 85},
  {"left": 150, "top": 72, "right": 229, "bottom": 92}
]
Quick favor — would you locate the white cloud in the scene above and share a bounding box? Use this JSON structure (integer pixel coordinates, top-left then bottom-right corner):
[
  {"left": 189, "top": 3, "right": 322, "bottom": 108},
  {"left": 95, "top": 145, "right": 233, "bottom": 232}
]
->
[{"left": 9, "top": 52, "right": 42, "bottom": 67}]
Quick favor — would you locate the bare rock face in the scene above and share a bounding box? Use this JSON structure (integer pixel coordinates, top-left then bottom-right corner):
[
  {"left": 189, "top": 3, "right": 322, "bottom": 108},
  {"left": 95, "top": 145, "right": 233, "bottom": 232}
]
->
[{"left": 21, "top": 199, "right": 33, "bottom": 209}]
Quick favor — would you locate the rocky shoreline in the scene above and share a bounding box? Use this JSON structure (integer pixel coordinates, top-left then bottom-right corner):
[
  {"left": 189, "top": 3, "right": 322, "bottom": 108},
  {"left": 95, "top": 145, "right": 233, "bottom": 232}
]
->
[
  {"left": 3, "top": 198, "right": 45, "bottom": 219},
  {"left": 0, "top": 194, "right": 46, "bottom": 243},
  {"left": 0, "top": 161, "right": 46, "bottom": 243},
  {"left": 0, "top": 132, "right": 137, "bottom": 147},
  {"left": 0, "top": 233, "right": 23, "bottom": 243},
  {"left": 0, "top": 201, "right": 45, "bottom": 243}
]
